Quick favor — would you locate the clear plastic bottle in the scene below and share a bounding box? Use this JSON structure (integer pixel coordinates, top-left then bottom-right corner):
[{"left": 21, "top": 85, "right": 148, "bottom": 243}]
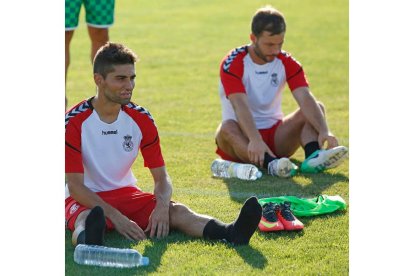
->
[
  {"left": 74, "top": 244, "right": 149, "bottom": 268},
  {"left": 211, "top": 159, "right": 263, "bottom": 180}
]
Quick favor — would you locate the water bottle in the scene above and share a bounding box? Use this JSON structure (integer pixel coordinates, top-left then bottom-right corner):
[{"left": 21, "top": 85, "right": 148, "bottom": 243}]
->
[
  {"left": 74, "top": 244, "right": 149, "bottom": 268},
  {"left": 210, "top": 159, "right": 263, "bottom": 180}
]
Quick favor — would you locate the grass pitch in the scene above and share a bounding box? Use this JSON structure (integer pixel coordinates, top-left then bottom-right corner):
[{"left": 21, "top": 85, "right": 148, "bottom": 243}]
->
[{"left": 65, "top": 0, "right": 348, "bottom": 274}]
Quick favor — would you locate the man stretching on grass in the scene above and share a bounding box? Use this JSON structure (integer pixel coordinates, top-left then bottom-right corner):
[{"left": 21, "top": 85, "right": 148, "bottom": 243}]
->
[
  {"left": 65, "top": 42, "right": 261, "bottom": 246},
  {"left": 215, "top": 6, "right": 348, "bottom": 178}
]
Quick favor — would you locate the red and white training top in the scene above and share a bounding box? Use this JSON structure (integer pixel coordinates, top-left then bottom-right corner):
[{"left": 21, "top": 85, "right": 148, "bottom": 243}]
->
[
  {"left": 65, "top": 98, "right": 164, "bottom": 197},
  {"left": 219, "top": 45, "right": 309, "bottom": 129}
]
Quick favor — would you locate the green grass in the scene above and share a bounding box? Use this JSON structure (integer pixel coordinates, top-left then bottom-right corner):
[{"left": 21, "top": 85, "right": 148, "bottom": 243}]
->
[{"left": 66, "top": 0, "right": 348, "bottom": 274}]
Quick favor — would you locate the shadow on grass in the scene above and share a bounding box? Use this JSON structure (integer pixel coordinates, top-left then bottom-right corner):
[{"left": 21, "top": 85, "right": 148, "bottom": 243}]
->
[
  {"left": 66, "top": 230, "right": 268, "bottom": 274},
  {"left": 221, "top": 161, "right": 349, "bottom": 205},
  {"left": 252, "top": 206, "right": 347, "bottom": 243},
  {"left": 297, "top": 209, "right": 348, "bottom": 227},
  {"left": 257, "top": 228, "right": 305, "bottom": 241},
  {"left": 139, "top": 233, "right": 267, "bottom": 272},
  {"left": 232, "top": 244, "right": 267, "bottom": 269},
  {"left": 215, "top": 163, "right": 349, "bottom": 246}
]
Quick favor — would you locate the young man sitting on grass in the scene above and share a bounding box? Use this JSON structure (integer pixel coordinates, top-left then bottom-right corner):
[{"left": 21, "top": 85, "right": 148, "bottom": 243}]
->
[
  {"left": 215, "top": 6, "right": 348, "bottom": 178},
  {"left": 65, "top": 42, "right": 262, "bottom": 246}
]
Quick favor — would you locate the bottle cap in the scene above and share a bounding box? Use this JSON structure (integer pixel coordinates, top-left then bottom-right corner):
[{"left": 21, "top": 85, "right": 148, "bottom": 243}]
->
[
  {"left": 256, "top": 171, "right": 263, "bottom": 178},
  {"left": 140, "top": 256, "right": 150, "bottom": 266}
]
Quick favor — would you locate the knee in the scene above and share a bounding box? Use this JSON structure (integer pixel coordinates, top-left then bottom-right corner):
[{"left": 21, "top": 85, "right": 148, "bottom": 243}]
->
[
  {"left": 217, "top": 120, "right": 240, "bottom": 140},
  {"left": 89, "top": 28, "right": 109, "bottom": 44},
  {"left": 297, "top": 101, "right": 325, "bottom": 121},
  {"left": 293, "top": 109, "right": 307, "bottom": 125},
  {"left": 317, "top": 101, "right": 326, "bottom": 115},
  {"left": 170, "top": 202, "right": 189, "bottom": 217},
  {"left": 169, "top": 202, "right": 191, "bottom": 227}
]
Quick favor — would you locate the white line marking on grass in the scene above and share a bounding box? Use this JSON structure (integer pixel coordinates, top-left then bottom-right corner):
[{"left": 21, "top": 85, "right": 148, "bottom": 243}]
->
[
  {"left": 159, "top": 131, "right": 215, "bottom": 139},
  {"left": 173, "top": 187, "right": 275, "bottom": 199}
]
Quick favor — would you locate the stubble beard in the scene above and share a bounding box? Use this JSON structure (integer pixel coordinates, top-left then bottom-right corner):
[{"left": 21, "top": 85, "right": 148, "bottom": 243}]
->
[
  {"left": 104, "top": 89, "right": 131, "bottom": 106},
  {"left": 252, "top": 44, "right": 271, "bottom": 63}
]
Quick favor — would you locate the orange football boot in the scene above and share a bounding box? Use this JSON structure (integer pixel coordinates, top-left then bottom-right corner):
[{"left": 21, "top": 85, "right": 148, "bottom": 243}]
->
[
  {"left": 258, "top": 203, "right": 284, "bottom": 232},
  {"left": 277, "top": 201, "right": 304, "bottom": 231}
]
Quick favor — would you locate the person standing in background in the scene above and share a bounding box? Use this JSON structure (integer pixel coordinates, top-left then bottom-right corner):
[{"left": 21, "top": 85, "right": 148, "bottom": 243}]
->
[{"left": 65, "top": 0, "right": 115, "bottom": 109}]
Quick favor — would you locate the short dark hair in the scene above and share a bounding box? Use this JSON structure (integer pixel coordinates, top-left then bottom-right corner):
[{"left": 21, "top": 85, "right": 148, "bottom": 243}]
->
[
  {"left": 251, "top": 6, "right": 286, "bottom": 37},
  {"left": 93, "top": 42, "right": 138, "bottom": 78}
]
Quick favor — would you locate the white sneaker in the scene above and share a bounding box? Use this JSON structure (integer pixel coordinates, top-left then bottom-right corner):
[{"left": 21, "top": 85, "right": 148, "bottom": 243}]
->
[
  {"left": 268, "top": 157, "right": 298, "bottom": 178},
  {"left": 300, "top": 146, "right": 348, "bottom": 173}
]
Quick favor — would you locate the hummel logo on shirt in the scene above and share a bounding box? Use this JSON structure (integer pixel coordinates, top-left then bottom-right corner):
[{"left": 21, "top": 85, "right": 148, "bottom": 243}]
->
[{"left": 102, "top": 130, "right": 118, "bottom": 135}]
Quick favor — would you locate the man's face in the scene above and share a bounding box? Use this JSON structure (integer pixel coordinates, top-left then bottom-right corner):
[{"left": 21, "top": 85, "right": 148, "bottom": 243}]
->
[
  {"left": 96, "top": 64, "right": 136, "bottom": 105},
  {"left": 251, "top": 31, "right": 285, "bottom": 63}
]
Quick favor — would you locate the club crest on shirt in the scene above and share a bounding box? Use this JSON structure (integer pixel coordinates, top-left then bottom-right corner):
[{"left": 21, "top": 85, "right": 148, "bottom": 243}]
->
[
  {"left": 271, "top": 73, "right": 279, "bottom": 87},
  {"left": 123, "top": 134, "right": 134, "bottom": 152}
]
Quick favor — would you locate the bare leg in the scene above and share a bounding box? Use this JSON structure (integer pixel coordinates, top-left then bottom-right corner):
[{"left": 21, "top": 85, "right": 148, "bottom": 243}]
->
[
  {"left": 273, "top": 102, "right": 325, "bottom": 157},
  {"left": 169, "top": 202, "right": 212, "bottom": 237},
  {"left": 301, "top": 102, "right": 326, "bottom": 146},
  {"left": 71, "top": 210, "right": 90, "bottom": 246},
  {"left": 65, "top": 30, "right": 74, "bottom": 109},
  {"left": 87, "top": 26, "right": 109, "bottom": 63},
  {"left": 169, "top": 197, "right": 262, "bottom": 245},
  {"left": 71, "top": 206, "right": 106, "bottom": 246},
  {"left": 215, "top": 120, "right": 250, "bottom": 162}
]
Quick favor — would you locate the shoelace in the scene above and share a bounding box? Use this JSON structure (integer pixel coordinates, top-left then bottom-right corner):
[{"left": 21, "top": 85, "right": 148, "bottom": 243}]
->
[
  {"left": 262, "top": 203, "right": 278, "bottom": 222},
  {"left": 280, "top": 202, "right": 295, "bottom": 221}
]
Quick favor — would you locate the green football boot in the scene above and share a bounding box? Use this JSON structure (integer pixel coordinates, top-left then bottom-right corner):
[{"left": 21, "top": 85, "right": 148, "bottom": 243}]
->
[{"left": 301, "top": 146, "right": 348, "bottom": 173}]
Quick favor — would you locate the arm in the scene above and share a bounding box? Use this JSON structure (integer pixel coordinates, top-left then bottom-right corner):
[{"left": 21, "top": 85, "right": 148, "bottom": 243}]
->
[
  {"left": 144, "top": 166, "right": 172, "bottom": 238},
  {"left": 292, "top": 87, "right": 338, "bottom": 149},
  {"left": 66, "top": 173, "right": 147, "bottom": 240},
  {"left": 228, "top": 93, "right": 275, "bottom": 167}
]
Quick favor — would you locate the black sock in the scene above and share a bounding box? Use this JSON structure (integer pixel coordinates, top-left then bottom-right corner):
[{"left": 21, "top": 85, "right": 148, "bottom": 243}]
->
[
  {"left": 203, "top": 196, "right": 262, "bottom": 245},
  {"left": 85, "top": 206, "right": 106, "bottom": 245},
  {"left": 304, "top": 141, "right": 320, "bottom": 159},
  {"left": 202, "top": 219, "right": 233, "bottom": 241},
  {"left": 77, "top": 230, "right": 86, "bottom": 245},
  {"left": 263, "top": 152, "right": 277, "bottom": 169}
]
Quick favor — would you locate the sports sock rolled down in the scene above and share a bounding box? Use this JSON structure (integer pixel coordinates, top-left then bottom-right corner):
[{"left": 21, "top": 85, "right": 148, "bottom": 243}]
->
[
  {"left": 203, "top": 196, "right": 262, "bottom": 245},
  {"left": 304, "top": 141, "right": 320, "bottom": 159},
  {"left": 77, "top": 230, "right": 86, "bottom": 245}
]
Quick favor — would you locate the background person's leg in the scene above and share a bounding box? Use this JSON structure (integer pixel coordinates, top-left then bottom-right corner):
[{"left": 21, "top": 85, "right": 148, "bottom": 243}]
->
[
  {"left": 84, "top": 0, "right": 114, "bottom": 62},
  {"left": 216, "top": 120, "right": 297, "bottom": 177},
  {"left": 65, "top": 30, "right": 74, "bottom": 109},
  {"left": 87, "top": 26, "right": 109, "bottom": 62},
  {"left": 65, "top": 31, "right": 74, "bottom": 82},
  {"left": 215, "top": 120, "right": 252, "bottom": 162},
  {"left": 273, "top": 102, "right": 325, "bottom": 157}
]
